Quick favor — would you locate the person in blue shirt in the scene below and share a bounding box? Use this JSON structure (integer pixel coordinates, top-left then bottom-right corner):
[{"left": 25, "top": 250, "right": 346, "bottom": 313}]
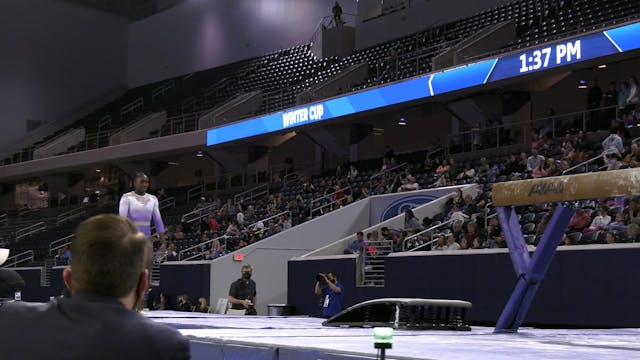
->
[{"left": 314, "top": 272, "right": 344, "bottom": 318}]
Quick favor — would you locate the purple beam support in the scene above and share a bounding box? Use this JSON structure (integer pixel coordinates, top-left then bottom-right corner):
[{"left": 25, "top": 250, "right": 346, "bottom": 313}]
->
[
  {"left": 496, "top": 206, "right": 530, "bottom": 276},
  {"left": 494, "top": 204, "right": 575, "bottom": 333}
]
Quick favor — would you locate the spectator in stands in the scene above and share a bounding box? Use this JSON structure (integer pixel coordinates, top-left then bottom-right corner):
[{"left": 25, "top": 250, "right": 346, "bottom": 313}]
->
[
  {"left": 527, "top": 148, "right": 545, "bottom": 171},
  {"left": 602, "top": 128, "right": 624, "bottom": 170},
  {"left": 623, "top": 143, "right": 640, "bottom": 167},
  {"left": 404, "top": 209, "right": 421, "bottom": 232},
  {"left": 465, "top": 222, "right": 479, "bottom": 244},
  {"left": 587, "top": 78, "right": 603, "bottom": 110},
  {"left": 448, "top": 205, "right": 469, "bottom": 223},
  {"left": 225, "top": 220, "right": 241, "bottom": 237},
  {"left": 434, "top": 171, "right": 451, "bottom": 187},
  {"left": 436, "top": 159, "right": 450, "bottom": 175},
  {"left": 450, "top": 221, "right": 465, "bottom": 243},
  {"left": 432, "top": 234, "right": 447, "bottom": 251},
  {"left": 445, "top": 233, "right": 461, "bottom": 250},
  {"left": 532, "top": 159, "right": 550, "bottom": 178},
  {"left": 166, "top": 243, "right": 178, "bottom": 261},
  {"left": 626, "top": 76, "right": 639, "bottom": 108},
  {"left": 196, "top": 297, "right": 209, "bottom": 313},
  {"left": 504, "top": 154, "right": 524, "bottom": 175},
  {"left": 228, "top": 264, "right": 257, "bottom": 315},
  {"left": 236, "top": 206, "right": 245, "bottom": 226},
  {"left": 209, "top": 215, "right": 219, "bottom": 232},
  {"left": 459, "top": 237, "right": 471, "bottom": 250},
  {"left": 0, "top": 214, "right": 191, "bottom": 359},
  {"left": 346, "top": 232, "right": 365, "bottom": 254},
  {"left": 315, "top": 272, "right": 343, "bottom": 318},
  {"left": 456, "top": 163, "right": 476, "bottom": 181},
  {"left": 347, "top": 165, "right": 358, "bottom": 180},
  {"left": 568, "top": 208, "right": 591, "bottom": 232},
  {"left": 617, "top": 80, "right": 630, "bottom": 110},
  {"left": 586, "top": 206, "right": 611, "bottom": 232},
  {"left": 398, "top": 175, "right": 419, "bottom": 192},
  {"left": 604, "top": 231, "right": 617, "bottom": 244},
  {"left": 281, "top": 213, "right": 292, "bottom": 230},
  {"left": 174, "top": 225, "right": 185, "bottom": 240}
]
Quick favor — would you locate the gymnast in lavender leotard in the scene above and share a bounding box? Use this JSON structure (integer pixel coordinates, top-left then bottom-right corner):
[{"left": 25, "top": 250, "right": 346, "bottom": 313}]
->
[{"left": 119, "top": 173, "right": 165, "bottom": 239}]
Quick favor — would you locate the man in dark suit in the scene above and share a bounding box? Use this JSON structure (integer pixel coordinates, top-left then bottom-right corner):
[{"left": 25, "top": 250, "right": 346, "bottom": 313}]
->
[{"left": 0, "top": 214, "right": 191, "bottom": 360}]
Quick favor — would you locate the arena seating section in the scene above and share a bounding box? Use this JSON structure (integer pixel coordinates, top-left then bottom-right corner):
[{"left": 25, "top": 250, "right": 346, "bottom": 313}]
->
[{"left": 3, "top": 0, "right": 638, "bottom": 165}]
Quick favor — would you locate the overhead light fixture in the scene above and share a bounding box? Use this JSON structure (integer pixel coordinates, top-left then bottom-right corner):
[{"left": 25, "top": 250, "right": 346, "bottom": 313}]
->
[
  {"left": 95, "top": 169, "right": 101, "bottom": 173},
  {"left": 577, "top": 80, "right": 587, "bottom": 89},
  {"left": 167, "top": 161, "right": 180, "bottom": 166},
  {"left": 597, "top": 64, "right": 607, "bottom": 69},
  {"left": 398, "top": 117, "right": 407, "bottom": 126},
  {"left": 196, "top": 150, "right": 204, "bottom": 157}
]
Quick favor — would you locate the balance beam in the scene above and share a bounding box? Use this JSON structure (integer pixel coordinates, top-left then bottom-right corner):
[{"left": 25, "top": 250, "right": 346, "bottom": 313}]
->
[{"left": 492, "top": 168, "right": 640, "bottom": 207}]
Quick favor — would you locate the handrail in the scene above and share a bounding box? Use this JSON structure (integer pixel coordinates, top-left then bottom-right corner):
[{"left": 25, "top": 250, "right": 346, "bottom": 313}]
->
[
  {"left": 402, "top": 219, "right": 454, "bottom": 252},
  {"left": 56, "top": 207, "right": 86, "bottom": 226},
  {"left": 450, "top": 104, "right": 619, "bottom": 148},
  {"left": 3, "top": 250, "right": 34, "bottom": 268},
  {"left": 247, "top": 210, "right": 291, "bottom": 232},
  {"left": 186, "top": 184, "right": 204, "bottom": 202},
  {"left": 50, "top": 234, "right": 74, "bottom": 255},
  {"left": 309, "top": 186, "right": 351, "bottom": 217},
  {"left": 16, "top": 222, "right": 46, "bottom": 240},
  {"left": 370, "top": 162, "right": 409, "bottom": 181},
  {"left": 233, "top": 183, "right": 269, "bottom": 204},
  {"left": 562, "top": 154, "right": 605, "bottom": 175},
  {"left": 0, "top": 213, "right": 7, "bottom": 227},
  {"left": 159, "top": 197, "right": 176, "bottom": 210},
  {"left": 182, "top": 203, "right": 217, "bottom": 224},
  {"left": 178, "top": 235, "right": 226, "bottom": 261}
]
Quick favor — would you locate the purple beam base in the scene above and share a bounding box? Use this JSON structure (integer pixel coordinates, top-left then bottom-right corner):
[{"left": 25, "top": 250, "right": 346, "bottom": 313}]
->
[{"left": 494, "top": 204, "right": 575, "bottom": 333}]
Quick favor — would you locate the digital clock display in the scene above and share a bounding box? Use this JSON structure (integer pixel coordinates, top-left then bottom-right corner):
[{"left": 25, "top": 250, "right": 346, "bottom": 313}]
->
[{"left": 518, "top": 40, "right": 581, "bottom": 73}]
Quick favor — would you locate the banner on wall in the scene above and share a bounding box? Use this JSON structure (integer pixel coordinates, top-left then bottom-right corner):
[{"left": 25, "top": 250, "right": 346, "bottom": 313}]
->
[{"left": 369, "top": 187, "right": 460, "bottom": 224}]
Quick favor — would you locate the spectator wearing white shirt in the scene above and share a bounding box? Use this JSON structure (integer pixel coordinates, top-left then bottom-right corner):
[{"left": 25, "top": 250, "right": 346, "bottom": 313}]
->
[
  {"left": 587, "top": 206, "right": 611, "bottom": 232},
  {"left": 526, "top": 148, "right": 545, "bottom": 171},
  {"left": 602, "top": 128, "right": 624, "bottom": 170},
  {"left": 445, "top": 233, "right": 461, "bottom": 250}
]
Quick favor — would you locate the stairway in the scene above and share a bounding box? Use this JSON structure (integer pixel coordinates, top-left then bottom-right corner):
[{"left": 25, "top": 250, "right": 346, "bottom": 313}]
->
[
  {"left": 362, "top": 240, "right": 393, "bottom": 286},
  {"left": 41, "top": 258, "right": 55, "bottom": 287}
]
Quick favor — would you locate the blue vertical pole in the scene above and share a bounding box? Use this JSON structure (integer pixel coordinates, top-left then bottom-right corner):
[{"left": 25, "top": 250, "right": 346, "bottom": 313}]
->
[{"left": 494, "top": 205, "right": 575, "bottom": 333}]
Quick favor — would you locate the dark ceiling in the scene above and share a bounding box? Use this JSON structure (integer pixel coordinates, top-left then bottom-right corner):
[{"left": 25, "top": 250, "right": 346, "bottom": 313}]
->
[{"left": 64, "top": 0, "right": 186, "bottom": 21}]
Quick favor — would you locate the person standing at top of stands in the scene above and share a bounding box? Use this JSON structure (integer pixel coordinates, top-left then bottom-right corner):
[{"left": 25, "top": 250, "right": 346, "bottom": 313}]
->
[
  {"left": 0, "top": 214, "right": 190, "bottom": 360},
  {"left": 332, "top": 1, "right": 343, "bottom": 27},
  {"left": 314, "top": 272, "right": 343, "bottom": 318},
  {"left": 119, "top": 172, "right": 165, "bottom": 241},
  {"left": 228, "top": 264, "right": 257, "bottom": 315}
]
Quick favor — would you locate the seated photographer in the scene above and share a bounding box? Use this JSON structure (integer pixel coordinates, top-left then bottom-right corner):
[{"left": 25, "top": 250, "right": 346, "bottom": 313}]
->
[{"left": 314, "top": 272, "right": 343, "bottom": 318}]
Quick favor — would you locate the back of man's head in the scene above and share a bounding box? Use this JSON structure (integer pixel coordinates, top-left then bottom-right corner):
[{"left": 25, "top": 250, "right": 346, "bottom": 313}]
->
[{"left": 70, "top": 214, "right": 147, "bottom": 298}]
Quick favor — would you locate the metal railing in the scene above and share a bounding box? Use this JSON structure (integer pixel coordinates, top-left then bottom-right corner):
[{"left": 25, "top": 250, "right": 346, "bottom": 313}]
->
[
  {"left": 309, "top": 186, "right": 352, "bottom": 217},
  {"left": 234, "top": 183, "right": 269, "bottom": 204},
  {"left": 562, "top": 154, "right": 605, "bottom": 175},
  {"left": 182, "top": 203, "right": 216, "bottom": 224},
  {"left": 448, "top": 104, "right": 619, "bottom": 155},
  {"left": 50, "top": 234, "right": 74, "bottom": 255},
  {"left": 159, "top": 197, "right": 176, "bottom": 210},
  {"left": 15, "top": 222, "right": 46, "bottom": 241},
  {"left": 370, "top": 163, "right": 409, "bottom": 181},
  {"left": 247, "top": 211, "right": 290, "bottom": 233},
  {"left": 0, "top": 213, "right": 7, "bottom": 227},
  {"left": 3, "top": 250, "right": 34, "bottom": 267},
  {"left": 56, "top": 207, "right": 86, "bottom": 226},
  {"left": 186, "top": 184, "right": 204, "bottom": 202},
  {"left": 402, "top": 219, "right": 454, "bottom": 252},
  {"left": 178, "top": 235, "right": 226, "bottom": 261}
]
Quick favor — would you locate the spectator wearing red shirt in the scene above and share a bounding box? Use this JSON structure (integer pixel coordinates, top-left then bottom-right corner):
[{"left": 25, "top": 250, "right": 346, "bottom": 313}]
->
[
  {"left": 568, "top": 208, "right": 591, "bottom": 232},
  {"left": 209, "top": 216, "right": 219, "bottom": 232}
]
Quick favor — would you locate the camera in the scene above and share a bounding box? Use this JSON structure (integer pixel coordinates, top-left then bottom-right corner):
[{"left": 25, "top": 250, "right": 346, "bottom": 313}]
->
[{"left": 316, "top": 273, "right": 325, "bottom": 282}]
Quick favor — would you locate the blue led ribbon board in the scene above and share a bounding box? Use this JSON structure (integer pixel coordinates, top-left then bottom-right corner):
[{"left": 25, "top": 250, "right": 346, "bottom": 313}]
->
[{"left": 207, "top": 21, "right": 640, "bottom": 147}]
